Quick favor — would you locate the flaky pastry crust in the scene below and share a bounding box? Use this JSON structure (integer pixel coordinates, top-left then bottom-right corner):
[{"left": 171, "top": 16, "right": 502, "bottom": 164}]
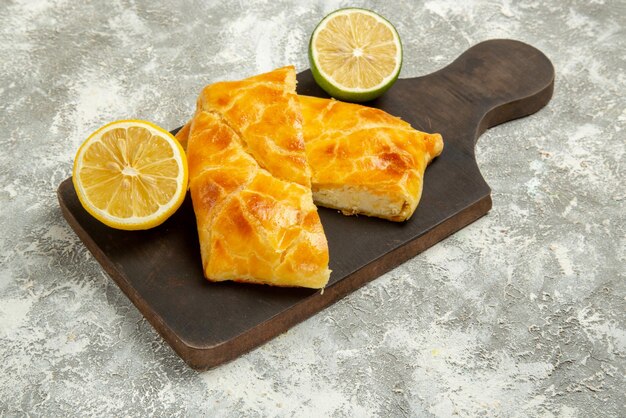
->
[
  {"left": 187, "top": 109, "right": 329, "bottom": 288},
  {"left": 300, "top": 95, "right": 443, "bottom": 221}
]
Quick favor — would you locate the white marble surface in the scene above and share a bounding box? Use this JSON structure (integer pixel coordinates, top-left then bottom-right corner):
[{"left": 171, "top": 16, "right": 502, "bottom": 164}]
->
[{"left": 1, "top": 0, "right": 624, "bottom": 416}]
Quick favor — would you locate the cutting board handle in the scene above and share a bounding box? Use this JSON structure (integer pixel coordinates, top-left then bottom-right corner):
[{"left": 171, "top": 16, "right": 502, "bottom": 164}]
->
[{"left": 424, "top": 39, "right": 555, "bottom": 140}]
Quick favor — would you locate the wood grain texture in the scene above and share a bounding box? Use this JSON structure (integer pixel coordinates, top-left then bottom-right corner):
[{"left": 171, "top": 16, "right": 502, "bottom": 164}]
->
[{"left": 57, "top": 39, "right": 554, "bottom": 370}]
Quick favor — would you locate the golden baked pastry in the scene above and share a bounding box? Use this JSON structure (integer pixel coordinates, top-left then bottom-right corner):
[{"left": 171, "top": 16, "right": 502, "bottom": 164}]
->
[
  {"left": 187, "top": 110, "right": 330, "bottom": 288},
  {"left": 299, "top": 95, "right": 444, "bottom": 222},
  {"left": 178, "top": 67, "right": 310, "bottom": 186},
  {"left": 187, "top": 66, "right": 311, "bottom": 187}
]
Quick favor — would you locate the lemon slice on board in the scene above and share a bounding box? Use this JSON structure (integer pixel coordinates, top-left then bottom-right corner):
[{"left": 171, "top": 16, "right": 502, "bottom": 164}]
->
[
  {"left": 309, "top": 8, "right": 403, "bottom": 102},
  {"left": 72, "top": 120, "right": 188, "bottom": 230}
]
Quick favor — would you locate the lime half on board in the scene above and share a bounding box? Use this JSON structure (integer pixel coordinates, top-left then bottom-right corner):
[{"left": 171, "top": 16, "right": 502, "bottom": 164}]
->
[{"left": 308, "top": 8, "right": 403, "bottom": 102}]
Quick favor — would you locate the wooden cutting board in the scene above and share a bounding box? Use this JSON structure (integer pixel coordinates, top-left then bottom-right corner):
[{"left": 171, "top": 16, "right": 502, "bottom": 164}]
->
[{"left": 57, "top": 39, "right": 554, "bottom": 370}]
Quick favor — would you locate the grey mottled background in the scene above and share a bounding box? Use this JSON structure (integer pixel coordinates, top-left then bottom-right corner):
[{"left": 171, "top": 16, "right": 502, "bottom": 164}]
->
[{"left": 1, "top": 0, "right": 625, "bottom": 416}]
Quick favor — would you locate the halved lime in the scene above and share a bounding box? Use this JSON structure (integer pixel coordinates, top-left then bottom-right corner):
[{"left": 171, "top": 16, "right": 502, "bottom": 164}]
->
[{"left": 308, "top": 8, "right": 403, "bottom": 102}]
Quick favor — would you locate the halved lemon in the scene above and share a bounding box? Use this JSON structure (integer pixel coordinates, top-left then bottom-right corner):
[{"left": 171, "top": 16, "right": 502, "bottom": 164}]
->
[
  {"left": 309, "top": 8, "right": 403, "bottom": 102},
  {"left": 72, "top": 120, "right": 188, "bottom": 230}
]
